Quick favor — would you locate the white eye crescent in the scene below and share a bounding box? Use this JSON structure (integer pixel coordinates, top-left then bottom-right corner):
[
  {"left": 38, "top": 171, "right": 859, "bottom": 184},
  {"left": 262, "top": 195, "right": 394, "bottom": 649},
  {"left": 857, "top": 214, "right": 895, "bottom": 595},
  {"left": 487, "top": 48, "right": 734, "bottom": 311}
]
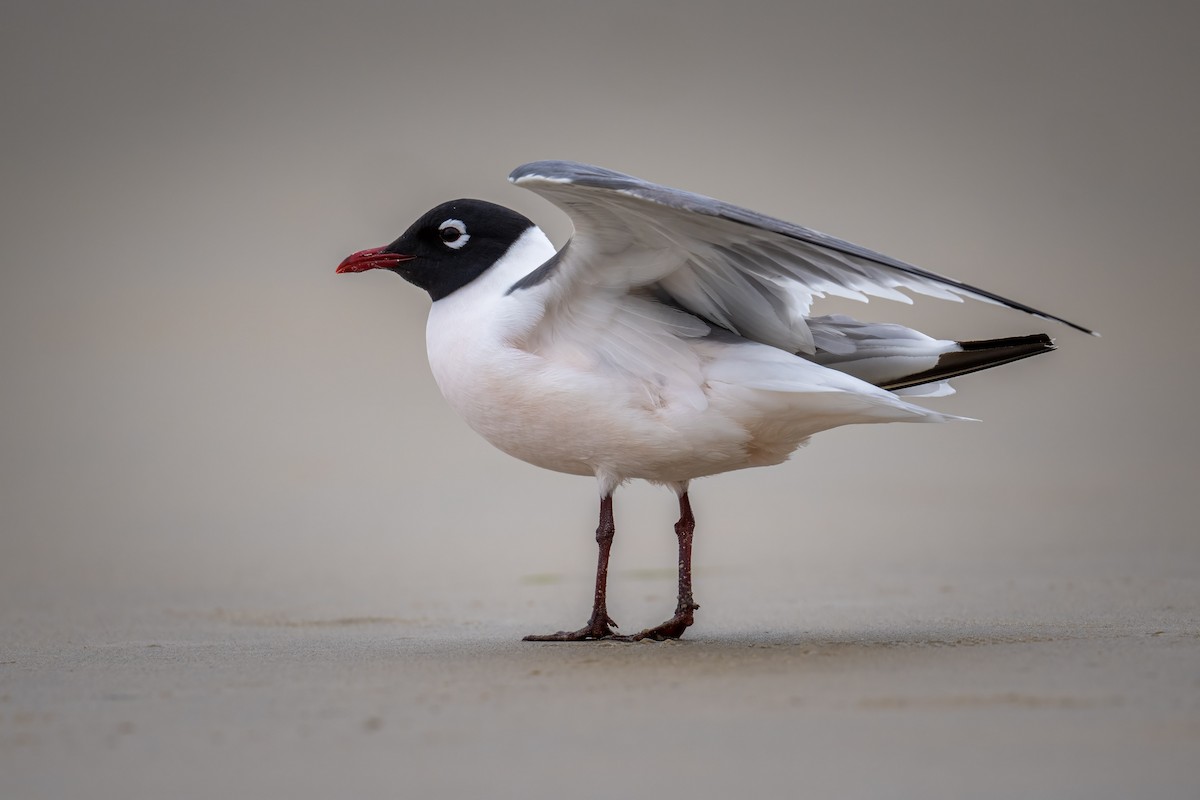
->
[{"left": 438, "top": 219, "right": 470, "bottom": 250}]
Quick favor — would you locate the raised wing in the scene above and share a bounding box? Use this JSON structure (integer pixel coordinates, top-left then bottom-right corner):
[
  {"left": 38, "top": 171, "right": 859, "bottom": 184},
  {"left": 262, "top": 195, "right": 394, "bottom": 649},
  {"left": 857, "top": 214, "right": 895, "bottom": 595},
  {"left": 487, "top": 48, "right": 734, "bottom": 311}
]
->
[{"left": 509, "top": 160, "right": 1095, "bottom": 353}]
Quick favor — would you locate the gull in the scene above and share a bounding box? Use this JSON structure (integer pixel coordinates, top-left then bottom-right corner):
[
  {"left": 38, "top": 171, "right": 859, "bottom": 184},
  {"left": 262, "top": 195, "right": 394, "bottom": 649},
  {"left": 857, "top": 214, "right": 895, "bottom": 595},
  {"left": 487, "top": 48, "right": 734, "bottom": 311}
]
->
[{"left": 336, "top": 160, "right": 1094, "bottom": 642}]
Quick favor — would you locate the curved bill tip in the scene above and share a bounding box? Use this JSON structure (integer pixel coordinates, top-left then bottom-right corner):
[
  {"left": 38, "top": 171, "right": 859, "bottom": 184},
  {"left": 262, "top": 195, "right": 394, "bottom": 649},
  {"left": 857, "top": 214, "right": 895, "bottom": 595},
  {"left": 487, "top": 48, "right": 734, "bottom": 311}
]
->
[{"left": 336, "top": 247, "right": 414, "bottom": 274}]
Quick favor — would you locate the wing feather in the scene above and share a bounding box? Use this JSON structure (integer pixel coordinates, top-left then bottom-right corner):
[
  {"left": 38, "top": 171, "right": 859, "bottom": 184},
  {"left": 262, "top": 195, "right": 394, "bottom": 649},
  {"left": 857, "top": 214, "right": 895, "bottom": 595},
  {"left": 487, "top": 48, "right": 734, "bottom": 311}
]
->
[{"left": 510, "top": 160, "right": 1096, "bottom": 354}]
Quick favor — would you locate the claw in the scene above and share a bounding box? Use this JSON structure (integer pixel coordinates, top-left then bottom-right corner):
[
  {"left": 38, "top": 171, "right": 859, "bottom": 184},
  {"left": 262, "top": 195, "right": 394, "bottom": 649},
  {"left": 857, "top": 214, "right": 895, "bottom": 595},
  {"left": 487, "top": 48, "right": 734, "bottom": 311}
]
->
[{"left": 523, "top": 616, "right": 620, "bottom": 641}]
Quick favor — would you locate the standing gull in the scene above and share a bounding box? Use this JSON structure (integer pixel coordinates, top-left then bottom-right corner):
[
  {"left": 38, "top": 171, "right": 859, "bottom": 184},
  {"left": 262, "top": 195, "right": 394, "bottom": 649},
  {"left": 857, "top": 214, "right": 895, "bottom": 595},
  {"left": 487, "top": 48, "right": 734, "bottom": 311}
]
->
[{"left": 336, "top": 160, "right": 1094, "bottom": 642}]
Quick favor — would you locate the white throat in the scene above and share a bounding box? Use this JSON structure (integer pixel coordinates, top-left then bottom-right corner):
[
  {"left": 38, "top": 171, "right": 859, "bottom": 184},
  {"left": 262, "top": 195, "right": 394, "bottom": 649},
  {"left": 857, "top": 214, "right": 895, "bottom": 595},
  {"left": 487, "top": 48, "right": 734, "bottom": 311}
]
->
[{"left": 424, "top": 224, "right": 557, "bottom": 373}]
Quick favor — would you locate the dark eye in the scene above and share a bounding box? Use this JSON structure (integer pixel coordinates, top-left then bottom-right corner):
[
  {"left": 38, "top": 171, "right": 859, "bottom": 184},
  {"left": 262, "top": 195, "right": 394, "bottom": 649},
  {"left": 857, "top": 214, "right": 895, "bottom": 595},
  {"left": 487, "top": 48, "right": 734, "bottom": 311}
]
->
[{"left": 438, "top": 219, "right": 470, "bottom": 250}]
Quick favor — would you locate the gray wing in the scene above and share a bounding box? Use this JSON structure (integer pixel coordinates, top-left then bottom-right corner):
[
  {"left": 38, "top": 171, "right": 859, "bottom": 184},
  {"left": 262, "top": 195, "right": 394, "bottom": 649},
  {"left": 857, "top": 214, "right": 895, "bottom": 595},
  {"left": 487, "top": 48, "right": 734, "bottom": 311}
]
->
[{"left": 509, "top": 160, "right": 1095, "bottom": 353}]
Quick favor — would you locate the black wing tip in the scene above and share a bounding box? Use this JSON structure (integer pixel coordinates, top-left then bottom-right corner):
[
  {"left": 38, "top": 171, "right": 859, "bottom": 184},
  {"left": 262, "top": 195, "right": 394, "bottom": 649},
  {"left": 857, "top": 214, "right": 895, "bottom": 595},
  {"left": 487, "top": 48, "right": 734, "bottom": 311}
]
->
[
  {"left": 958, "top": 333, "right": 1055, "bottom": 352},
  {"left": 879, "top": 333, "right": 1058, "bottom": 392},
  {"left": 1032, "top": 313, "right": 1098, "bottom": 337}
]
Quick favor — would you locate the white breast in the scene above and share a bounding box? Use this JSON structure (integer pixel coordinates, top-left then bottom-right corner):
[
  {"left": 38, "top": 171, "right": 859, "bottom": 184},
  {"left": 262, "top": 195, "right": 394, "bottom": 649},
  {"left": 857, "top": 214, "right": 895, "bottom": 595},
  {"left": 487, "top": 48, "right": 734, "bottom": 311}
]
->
[{"left": 425, "top": 228, "right": 595, "bottom": 472}]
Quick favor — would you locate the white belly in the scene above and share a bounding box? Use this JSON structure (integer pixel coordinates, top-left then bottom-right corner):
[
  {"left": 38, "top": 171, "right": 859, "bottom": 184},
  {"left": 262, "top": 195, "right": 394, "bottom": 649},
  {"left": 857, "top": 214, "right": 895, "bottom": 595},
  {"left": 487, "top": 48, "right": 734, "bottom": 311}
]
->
[{"left": 433, "top": 344, "right": 755, "bottom": 481}]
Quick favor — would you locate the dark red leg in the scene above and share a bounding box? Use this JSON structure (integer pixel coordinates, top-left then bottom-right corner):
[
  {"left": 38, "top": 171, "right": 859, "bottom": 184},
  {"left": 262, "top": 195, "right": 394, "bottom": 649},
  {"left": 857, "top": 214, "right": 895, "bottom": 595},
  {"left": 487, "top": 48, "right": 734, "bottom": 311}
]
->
[
  {"left": 620, "top": 491, "right": 700, "bottom": 641},
  {"left": 523, "top": 495, "right": 619, "bottom": 641}
]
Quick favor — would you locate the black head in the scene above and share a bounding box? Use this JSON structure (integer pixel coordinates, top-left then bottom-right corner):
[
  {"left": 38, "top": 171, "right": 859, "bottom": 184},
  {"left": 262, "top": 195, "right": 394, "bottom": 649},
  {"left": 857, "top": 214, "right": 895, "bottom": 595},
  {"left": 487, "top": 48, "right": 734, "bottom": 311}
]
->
[{"left": 336, "top": 199, "right": 535, "bottom": 301}]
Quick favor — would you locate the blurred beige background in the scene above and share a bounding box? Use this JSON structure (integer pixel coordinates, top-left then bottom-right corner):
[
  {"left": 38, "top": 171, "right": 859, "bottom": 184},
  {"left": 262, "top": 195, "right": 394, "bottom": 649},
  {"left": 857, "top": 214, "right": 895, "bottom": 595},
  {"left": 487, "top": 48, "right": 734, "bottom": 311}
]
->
[{"left": 2, "top": 2, "right": 1197, "bottom": 798}]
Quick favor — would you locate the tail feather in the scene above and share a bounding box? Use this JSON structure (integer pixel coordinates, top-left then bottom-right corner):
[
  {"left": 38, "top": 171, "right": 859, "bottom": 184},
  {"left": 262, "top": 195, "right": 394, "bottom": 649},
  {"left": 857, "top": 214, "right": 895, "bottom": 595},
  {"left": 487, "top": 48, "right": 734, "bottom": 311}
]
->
[{"left": 877, "top": 334, "right": 1055, "bottom": 392}]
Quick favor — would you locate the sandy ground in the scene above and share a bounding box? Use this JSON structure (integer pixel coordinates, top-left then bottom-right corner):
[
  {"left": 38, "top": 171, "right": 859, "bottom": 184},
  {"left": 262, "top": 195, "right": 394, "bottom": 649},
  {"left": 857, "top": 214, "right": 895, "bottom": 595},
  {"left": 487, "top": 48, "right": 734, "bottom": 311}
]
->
[
  {"left": 3, "top": 3, "right": 1199, "bottom": 798},
  {"left": 4, "top": 514, "right": 1198, "bottom": 800}
]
